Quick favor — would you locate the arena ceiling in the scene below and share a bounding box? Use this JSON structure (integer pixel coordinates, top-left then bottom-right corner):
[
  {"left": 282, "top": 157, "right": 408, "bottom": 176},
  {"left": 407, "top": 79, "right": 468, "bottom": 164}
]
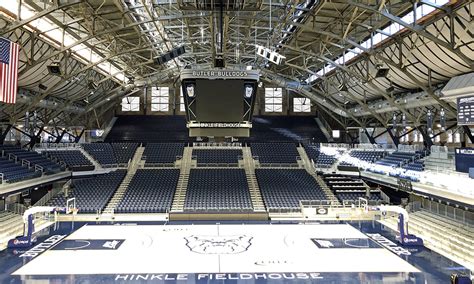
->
[{"left": 0, "top": 0, "right": 473, "bottom": 131}]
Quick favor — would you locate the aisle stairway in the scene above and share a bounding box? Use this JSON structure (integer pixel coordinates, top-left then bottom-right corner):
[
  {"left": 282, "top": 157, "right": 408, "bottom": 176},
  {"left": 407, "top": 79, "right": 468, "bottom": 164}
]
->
[
  {"left": 242, "top": 147, "right": 266, "bottom": 212},
  {"left": 297, "top": 146, "right": 340, "bottom": 205},
  {"left": 102, "top": 146, "right": 144, "bottom": 216},
  {"left": 170, "top": 147, "right": 193, "bottom": 212},
  {"left": 78, "top": 147, "right": 102, "bottom": 170}
]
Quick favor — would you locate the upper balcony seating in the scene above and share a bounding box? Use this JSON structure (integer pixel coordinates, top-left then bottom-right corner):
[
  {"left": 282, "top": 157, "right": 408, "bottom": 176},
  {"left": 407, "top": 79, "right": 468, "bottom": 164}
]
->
[
  {"left": 1, "top": 145, "right": 63, "bottom": 174},
  {"left": 47, "top": 170, "right": 126, "bottom": 213},
  {"left": 255, "top": 169, "right": 327, "bottom": 210},
  {"left": 43, "top": 150, "right": 94, "bottom": 171},
  {"left": 243, "top": 116, "right": 327, "bottom": 143},
  {"left": 111, "top": 143, "right": 139, "bottom": 164},
  {"left": 250, "top": 142, "right": 299, "bottom": 164},
  {"left": 105, "top": 115, "right": 191, "bottom": 143},
  {"left": 193, "top": 149, "right": 242, "bottom": 166},
  {"left": 375, "top": 151, "right": 425, "bottom": 172},
  {"left": 143, "top": 143, "right": 184, "bottom": 165},
  {"left": 116, "top": 169, "right": 180, "bottom": 213},
  {"left": 0, "top": 156, "right": 41, "bottom": 183},
  {"left": 375, "top": 151, "right": 417, "bottom": 167},
  {"left": 303, "top": 144, "right": 337, "bottom": 167},
  {"left": 339, "top": 150, "right": 385, "bottom": 167},
  {"left": 82, "top": 143, "right": 117, "bottom": 167},
  {"left": 184, "top": 169, "right": 253, "bottom": 212}
]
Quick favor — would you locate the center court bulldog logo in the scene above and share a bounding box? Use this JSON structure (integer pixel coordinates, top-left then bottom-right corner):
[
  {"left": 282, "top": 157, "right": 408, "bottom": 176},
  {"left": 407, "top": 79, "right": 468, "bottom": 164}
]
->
[{"left": 184, "top": 235, "right": 252, "bottom": 254}]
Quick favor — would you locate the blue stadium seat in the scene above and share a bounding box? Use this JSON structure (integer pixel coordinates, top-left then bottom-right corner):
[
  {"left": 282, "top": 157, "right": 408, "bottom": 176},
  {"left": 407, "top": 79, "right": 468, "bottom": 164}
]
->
[
  {"left": 193, "top": 149, "right": 242, "bottom": 165},
  {"left": 116, "top": 169, "right": 179, "bottom": 213},
  {"left": 256, "top": 169, "right": 327, "bottom": 210},
  {"left": 250, "top": 142, "right": 299, "bottom": 164},
  {"left": 47, "top": 170, "right": 126, "bottom": 213},
  {"left": 143, "top": 143, "right": 184, "bottom": 165},
  {"left": 184, "top": 169, "right": 253, "bottom": 212},
  {"left": 82, "top": 143, "right": 117, "bottom": 166},
  {"left": 43, "top": 150, "right": 94, "bottom": 171}
]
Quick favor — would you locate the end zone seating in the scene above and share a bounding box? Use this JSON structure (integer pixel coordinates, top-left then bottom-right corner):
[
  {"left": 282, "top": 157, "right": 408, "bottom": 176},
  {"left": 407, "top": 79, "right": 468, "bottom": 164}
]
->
[
  {"left": 47, "top": 170, "right": 126, "bottom": 213},
  {"left": 116, "top": 169, "right": 180, "bottom": 213},
  {"left": 82, "top": 143, "right": 117, "bottom": 167},
  {"left": 193, "top": 149, "right": 242, "bottom": 166},
  {"left": 111, "top": 143, "right": 139, "bottom": 164},
  {"left": 143, "top": 143, "right": 184, "bottom": 165},
  {"left": 250, "top": 142, "right": 299, "bottom": 164},
  {"left": 184, "top": 169, "right": 253, "bottom": 212},
  {"left": 255, "top": 169, "right": 327, "bottom": 210}
]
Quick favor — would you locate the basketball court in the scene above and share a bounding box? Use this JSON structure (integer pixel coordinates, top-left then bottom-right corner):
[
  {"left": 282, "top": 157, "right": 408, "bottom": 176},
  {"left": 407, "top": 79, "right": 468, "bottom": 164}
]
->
[{"left": 13, "top": 223, "right": 418, "bottom": 276}]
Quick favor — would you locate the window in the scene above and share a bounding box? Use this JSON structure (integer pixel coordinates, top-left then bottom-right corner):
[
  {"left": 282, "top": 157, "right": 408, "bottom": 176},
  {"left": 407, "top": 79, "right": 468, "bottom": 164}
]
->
[
  {"left": 151, "top": 86, "right": 169, "bottom": 112},
  {"left": 448, "top": 132, "right": 453, "bottom": 143},
  {"left": 180, "top": 88, "right": 186, "bottom": 112},
  {"left": 265, "top": 88, "right": 283, "bottom": 112},
  {"left": 293, "top": 97, "right": 311, "bottom": 112},
  {"left": 121, "top": 97, "right": 140, "bottom": 111},
  {"left": 455, "top": 133, "right": 461, "bottom": 143}
]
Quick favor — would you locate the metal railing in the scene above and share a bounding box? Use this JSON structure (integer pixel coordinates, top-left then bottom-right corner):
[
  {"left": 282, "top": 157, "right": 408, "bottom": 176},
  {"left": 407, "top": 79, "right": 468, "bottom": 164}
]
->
[
  {"left": 420, "top": 198, "right": 474, "bottom": 227},
  {"left": 6, "top": 203, "right": 27, "bottom": 215},
  {"left": 34, "top": 187, "right": 62, "bottom": 207},
  {"left": 34, "top": 164, "right": 44, "bottom": 173},
  {"left": 192, "top": 142, "right": 242, "bottom": 148},
  {"left": 8, "top": 153, "right": 17, "bottom": 162}
]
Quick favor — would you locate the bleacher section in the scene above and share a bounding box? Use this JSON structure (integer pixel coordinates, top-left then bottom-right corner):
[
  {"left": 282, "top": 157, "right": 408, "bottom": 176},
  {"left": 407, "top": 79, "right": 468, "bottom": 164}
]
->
[
  {"left": 47, "top": 170, "right": 126, "bottom": 213},
  {"left": 303, "top": 144, "right": 337, "bottom": 167},
  {"left": 111, "top": 143, "right": 139, "bottom": 164},
  {"left": 116, "top": 169, "right": 180, "bottom": 213},
  {"left": 322, "top": 174, "right": 383, "bottom": 204},
  {"left": 43, "top": 150, "right": 94, "bottom": 171},
  {"left": 143, "top": 143, "right": 184, "bottom": 165},
  {"left": 82, "top": 143, "right": 117, "bottom": 167},
  {"left": 184, "top": 169, "right": 253, "bottom": 212},
  {"left": 193, "top": 149, "right": 242, "bottom": 166},
  {"left": 255, "top": 169, "right": 327, "bottom": 210},
  {"left": 0, "top": 156, "right": 41, "bottom": 183},
  {"left": 105, "top": 115, "right": 190, "bottom": 143},
  {"left": 250, "top": 143, "right": 299, "bottom": 164},
  {"left": 1, "top": 145, "right": 63, "bottom": 175},
  {"left": 402, "top": 160, "right": 425, "bottom": 171}
]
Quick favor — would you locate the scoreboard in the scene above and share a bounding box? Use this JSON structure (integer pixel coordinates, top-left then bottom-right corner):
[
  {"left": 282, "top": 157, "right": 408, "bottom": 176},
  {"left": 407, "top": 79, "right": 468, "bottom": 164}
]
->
[
  {"left": 457, "top": 95, "right": 474, "bottom": 125},
  {"left": 180, "top": 69, "right": 260, "bottom": 137}
]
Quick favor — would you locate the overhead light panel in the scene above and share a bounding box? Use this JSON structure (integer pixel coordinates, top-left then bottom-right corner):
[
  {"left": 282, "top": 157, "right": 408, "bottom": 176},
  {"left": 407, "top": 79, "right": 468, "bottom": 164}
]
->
[{"left": 256, "top": 45, "right": 285, "bottom": 65}]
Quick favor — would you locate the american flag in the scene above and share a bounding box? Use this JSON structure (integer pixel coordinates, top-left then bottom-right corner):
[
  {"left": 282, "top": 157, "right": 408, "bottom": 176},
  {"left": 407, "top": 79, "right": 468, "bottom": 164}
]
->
[{"left": 0, "top": 38, "right": 20, "bottom": 104}]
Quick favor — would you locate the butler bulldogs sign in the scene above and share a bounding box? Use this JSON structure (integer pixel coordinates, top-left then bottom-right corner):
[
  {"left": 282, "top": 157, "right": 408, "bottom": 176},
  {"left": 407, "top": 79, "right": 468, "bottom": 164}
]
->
[{"left": 180, "top": 69, "right": 260, "bottom": 80}]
